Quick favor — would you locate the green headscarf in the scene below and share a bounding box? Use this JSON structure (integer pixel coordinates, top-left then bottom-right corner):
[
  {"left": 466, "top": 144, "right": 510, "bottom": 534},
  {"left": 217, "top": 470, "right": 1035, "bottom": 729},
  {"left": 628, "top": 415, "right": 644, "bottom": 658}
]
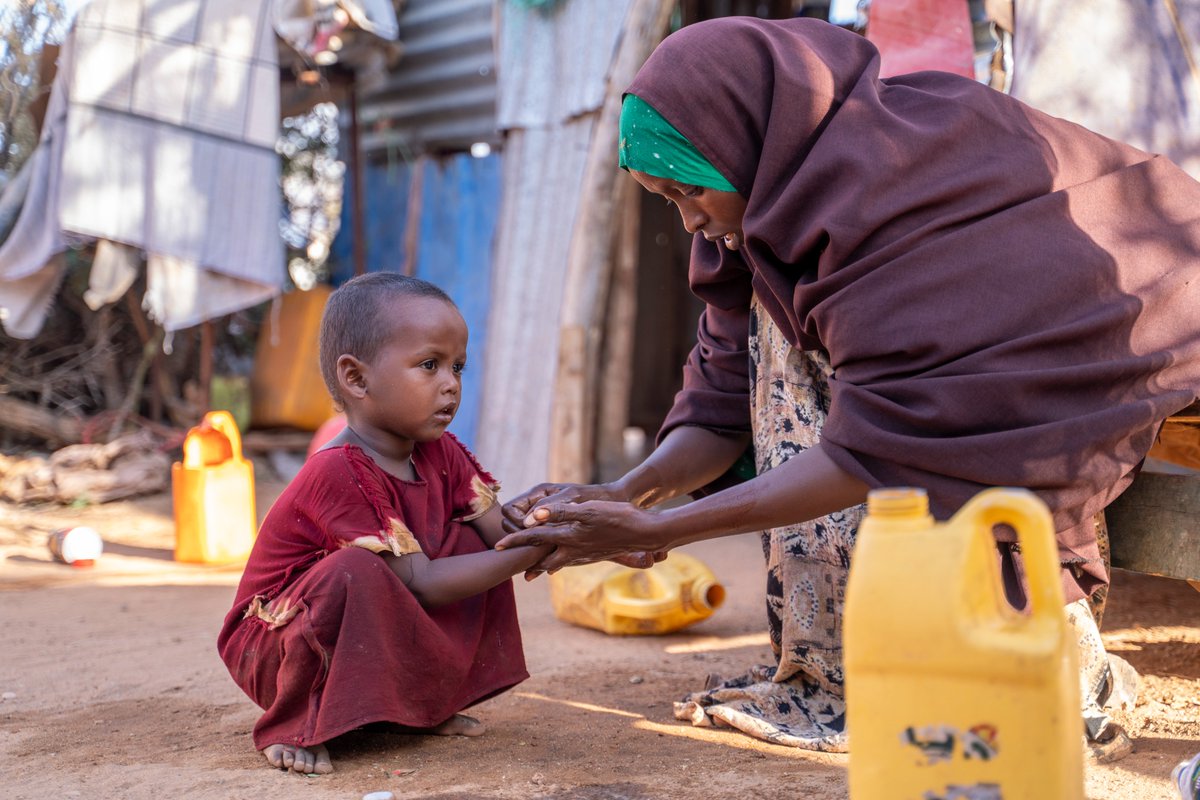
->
[{"left": 618, "top": 93, "right": 737, "bottom": 193}]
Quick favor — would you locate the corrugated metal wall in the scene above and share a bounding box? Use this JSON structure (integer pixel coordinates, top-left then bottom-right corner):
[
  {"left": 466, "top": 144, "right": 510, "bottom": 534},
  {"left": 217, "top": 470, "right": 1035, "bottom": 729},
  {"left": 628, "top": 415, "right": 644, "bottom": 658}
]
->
[
  {"left": 496, "top": 1, "right": 630, "bottom": 127},
  {"left": 329, "top": 152, "right": 501, "bottom": 450},
  {"left": 476, "top": 0, "right": 637, "bottom": 495},
  {"left": 357, "top": 0, "right": 498, "bottom": 156},
  {"left": 330, "top": 0, "right": 502, "bottom": 450},
  {"left": 412, "top": 153, "right": 502, "bottom": 450}
]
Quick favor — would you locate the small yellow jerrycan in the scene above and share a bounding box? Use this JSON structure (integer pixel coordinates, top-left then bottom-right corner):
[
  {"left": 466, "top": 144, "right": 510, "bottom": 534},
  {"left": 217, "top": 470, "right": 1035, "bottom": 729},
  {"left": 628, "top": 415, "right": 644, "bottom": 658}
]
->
[
  {"left": 844, "top": 487, "right": 1083, "bottom": 800},
  {"left": 172, "top": 410, "right": 257, "bottom": 564},
  {"left": 549, "top": 551, "right": 726, "bottom": 635}
]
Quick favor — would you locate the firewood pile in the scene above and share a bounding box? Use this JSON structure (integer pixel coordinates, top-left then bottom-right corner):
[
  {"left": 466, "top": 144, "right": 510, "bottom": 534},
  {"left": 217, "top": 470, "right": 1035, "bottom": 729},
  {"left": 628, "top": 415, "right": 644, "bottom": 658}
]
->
[
  {"left": 0, "top": 430, "right": 170, "bottom": 504},
  {"left": 0, "top": 266, "right": 258, "bottom": 504},
  {"left": 0, "top": 269, "right": 212, "bottom": 442}
]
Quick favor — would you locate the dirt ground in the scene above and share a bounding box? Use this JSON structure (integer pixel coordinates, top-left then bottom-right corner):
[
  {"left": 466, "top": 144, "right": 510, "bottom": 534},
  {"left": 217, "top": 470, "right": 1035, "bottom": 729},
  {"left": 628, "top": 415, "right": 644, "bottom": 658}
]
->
[{"left": 1, "top": 474, "right": 1198, "bottom": 800}]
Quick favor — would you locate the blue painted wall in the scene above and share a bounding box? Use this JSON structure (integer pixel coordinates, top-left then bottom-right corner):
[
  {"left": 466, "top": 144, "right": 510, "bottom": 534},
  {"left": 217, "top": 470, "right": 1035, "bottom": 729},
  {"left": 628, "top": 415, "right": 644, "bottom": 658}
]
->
[{"left": 331, "top": 152, "right": 502, "bottom": 449}]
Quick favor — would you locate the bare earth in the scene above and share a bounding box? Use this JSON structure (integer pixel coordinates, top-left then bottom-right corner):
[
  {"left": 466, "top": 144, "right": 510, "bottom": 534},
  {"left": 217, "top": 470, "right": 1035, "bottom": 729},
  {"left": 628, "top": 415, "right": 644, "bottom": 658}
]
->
[{"left": 1, "top": 476, "right": 1197, "bottom": 800}]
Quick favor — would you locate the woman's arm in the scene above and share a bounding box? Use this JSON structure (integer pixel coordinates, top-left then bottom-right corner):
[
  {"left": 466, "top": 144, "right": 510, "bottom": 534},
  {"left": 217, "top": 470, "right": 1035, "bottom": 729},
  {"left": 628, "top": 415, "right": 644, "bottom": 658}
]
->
[
  {"left": 611, "top": 425, "right": 751, "bottom": 508},
  {"left": 496, "top": 442, "right": 869, "bottom": 571},
  {"left": 501, "top": 425, "right": 750, "bottom": 530}
]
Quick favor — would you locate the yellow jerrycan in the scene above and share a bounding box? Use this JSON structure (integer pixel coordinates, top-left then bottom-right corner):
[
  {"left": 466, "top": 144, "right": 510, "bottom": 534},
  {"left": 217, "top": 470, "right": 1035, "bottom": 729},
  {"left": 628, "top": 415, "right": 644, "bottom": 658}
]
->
[
  {"left": 172, "top": 410, "right": 257, "bottom": 564},
  {"left": 549, "top": 551, "right": 726, "bottom": 635},
  {"left": 844, "top": 487, "right": 1083, "bottom": 800}
]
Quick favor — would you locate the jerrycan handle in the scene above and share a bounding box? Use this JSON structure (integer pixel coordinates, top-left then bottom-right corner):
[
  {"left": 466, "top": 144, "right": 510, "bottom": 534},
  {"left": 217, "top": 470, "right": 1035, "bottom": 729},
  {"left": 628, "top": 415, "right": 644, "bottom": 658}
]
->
[
  {"left": 605, "top": 593, "right": 679, "bottom": 620},
  {"left": 182, "top": 410, "right": 245, "bottom": 468},
  {"left": 603, "top": 570, "right": 679, "bottom": 620},
  {"left": 960, "top": 488, "right": 1066, "bottom": 620},
  {"left": 203, "top": 410, "right": 245, "bottom": 462},
  {"left": 204, "top": 410, "right": 246, "bottom": 460}
]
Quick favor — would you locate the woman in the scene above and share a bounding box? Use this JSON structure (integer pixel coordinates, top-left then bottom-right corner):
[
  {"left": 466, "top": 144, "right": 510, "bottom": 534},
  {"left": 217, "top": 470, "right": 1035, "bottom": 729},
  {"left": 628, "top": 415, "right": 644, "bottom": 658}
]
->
[{"left": 496, "top": 17, "right": 1200, "bottom": 753}]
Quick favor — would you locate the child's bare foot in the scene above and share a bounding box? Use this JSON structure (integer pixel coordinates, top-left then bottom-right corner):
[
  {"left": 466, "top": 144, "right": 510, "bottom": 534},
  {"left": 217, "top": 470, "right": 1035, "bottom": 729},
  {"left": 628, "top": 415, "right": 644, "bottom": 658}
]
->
[
  {"left": 262, "top": 742, "right": 333, "bottom": 774},
  {"left": 431, "top": 713, "right": 485, "bottom": 736}
]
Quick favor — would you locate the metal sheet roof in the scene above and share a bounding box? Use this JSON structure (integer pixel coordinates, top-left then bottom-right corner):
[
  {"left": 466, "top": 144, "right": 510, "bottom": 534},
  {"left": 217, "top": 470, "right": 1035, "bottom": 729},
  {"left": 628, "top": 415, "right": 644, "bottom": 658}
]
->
[{"left": 357, "top": 0, "right": 497, "bottom": 155}]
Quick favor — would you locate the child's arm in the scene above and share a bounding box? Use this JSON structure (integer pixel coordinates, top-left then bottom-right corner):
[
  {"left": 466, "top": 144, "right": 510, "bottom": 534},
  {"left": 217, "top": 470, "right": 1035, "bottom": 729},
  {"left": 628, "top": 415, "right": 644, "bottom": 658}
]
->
[
  {"left": 469, "top": 504, "right": 510, "bottom": 549},
  {"left": 382, "top": 505, "right": 550, "bottom": 608}
]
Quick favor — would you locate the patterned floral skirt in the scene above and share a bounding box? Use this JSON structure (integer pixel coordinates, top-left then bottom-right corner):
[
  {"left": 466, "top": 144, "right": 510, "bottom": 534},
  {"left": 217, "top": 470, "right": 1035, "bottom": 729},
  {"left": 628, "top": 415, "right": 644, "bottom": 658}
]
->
[{"left": 673, "top": 296, "right": 1127, "bottom": 754}]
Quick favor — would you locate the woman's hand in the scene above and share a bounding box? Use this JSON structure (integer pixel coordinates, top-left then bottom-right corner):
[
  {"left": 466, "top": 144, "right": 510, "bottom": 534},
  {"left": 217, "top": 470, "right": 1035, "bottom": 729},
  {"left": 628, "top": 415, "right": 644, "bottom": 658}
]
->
[
  {"left": 501, "top": 481, "right": 628, "bottom": 533},
  {"left": 496, "top": 500, "right": 671, "bottom": 575}
]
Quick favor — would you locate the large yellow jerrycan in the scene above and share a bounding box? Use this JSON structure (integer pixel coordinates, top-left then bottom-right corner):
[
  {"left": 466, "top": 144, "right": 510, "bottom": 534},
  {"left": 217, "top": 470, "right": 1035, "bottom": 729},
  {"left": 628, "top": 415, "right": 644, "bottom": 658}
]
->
[
  {"left": 172, "top": 410, "right": 257, "bottom": 564},
  {"left": 250, "top": 285, "right": 338, "bottom": 431},
  {"left": 549, "top": 551, "right": 726, "bottom": 635},
  {"left": 844, "top": 487, "right": 1083, "bottom": 800}
]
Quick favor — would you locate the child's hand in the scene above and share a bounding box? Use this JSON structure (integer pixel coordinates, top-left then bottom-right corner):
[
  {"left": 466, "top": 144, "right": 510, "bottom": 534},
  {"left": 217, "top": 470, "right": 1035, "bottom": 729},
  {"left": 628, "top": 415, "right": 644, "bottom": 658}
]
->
[
  {"left": 522, "top": 544, "right": 556, "bottom": 581},
  {"left": 502, "top": 482, "right": 628, "bottom": 533},
  {"left": 523, "top": 548, "right": 666, "bottom": 581},
  {"left": 611, "top": 550, "right": 669, "bottom": 569}
]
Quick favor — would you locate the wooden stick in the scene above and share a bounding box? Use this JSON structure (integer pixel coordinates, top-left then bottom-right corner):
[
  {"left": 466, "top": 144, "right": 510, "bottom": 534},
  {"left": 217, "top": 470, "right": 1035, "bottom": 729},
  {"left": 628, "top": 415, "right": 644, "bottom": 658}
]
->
[
  {"left": 548, "top": 0, "right": 675, "bottom": 483},
  {"left": 107, "top": 336, "right": 159, "bottom": 442},
  {"left": 0, "top": 395, "right": 84, "bottom": 445},
  {"left": 199, "top": 320, "right": 214, "bottom": 412},
  {"left": 403, "top": 154, "right": 426, "bottom": 277},
  {"left": 595, "top": 173, "right": 641, "bottom": 478}
]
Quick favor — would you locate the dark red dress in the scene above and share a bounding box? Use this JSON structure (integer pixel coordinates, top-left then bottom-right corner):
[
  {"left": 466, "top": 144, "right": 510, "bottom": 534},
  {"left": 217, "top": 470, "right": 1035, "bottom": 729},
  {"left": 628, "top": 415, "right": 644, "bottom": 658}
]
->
[{"left": 217, "top": 434, "right": 528, "bottom": 749}]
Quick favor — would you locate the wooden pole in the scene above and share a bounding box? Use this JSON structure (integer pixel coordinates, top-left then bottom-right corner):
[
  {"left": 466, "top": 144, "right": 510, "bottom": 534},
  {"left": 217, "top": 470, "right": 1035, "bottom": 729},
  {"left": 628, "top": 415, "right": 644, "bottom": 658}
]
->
[
  {"left": 0, "top": 396, "right": 84, "bottom": 445},
  {"left": 548, "top": 0, "right": 674, "bottom": 484},
  {"left": 402, "top": 155, "right": 426, "bottom": 277},
  {"left": 595, "top": 173, "right": 641, "bottom": 480},
  {"left": 199, "top": 320, "right": 213, "bottom": 412},
  {"left": 349, "top": 85, "right": 367, "bottom": 277}
]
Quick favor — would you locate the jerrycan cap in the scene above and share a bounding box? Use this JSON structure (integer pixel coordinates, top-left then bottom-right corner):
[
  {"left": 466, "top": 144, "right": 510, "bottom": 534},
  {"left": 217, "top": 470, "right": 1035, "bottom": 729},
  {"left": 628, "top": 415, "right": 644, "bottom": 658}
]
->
[{"left": 866, "top": 487, "right": 929, "bottom": 517}]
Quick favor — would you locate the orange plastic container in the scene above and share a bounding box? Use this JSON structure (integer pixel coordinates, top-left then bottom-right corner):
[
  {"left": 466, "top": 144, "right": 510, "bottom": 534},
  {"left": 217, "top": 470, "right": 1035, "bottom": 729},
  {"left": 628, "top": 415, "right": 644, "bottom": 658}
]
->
[
  {"left": 251, "top": 285, "right": 338, "bottom": 431},
  {"left": 172, "top": 411, "right": 257, "bottom": 564}
]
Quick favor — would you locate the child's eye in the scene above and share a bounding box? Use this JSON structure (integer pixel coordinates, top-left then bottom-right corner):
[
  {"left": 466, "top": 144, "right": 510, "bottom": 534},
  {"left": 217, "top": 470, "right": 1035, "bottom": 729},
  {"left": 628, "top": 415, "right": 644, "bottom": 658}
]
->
[
  {"left": 420, "top": 359, "right": 437, "bottom": 370},
  {"left": 452, "top": 363, "right": 466, "bottom": 375},
  {"left": 683, "top": 186, "right": 703, "bottom": 197}
]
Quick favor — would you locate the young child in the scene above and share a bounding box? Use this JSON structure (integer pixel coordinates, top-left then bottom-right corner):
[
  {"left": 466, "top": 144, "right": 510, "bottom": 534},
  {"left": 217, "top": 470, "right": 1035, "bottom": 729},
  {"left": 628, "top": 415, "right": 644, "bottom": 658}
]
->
[{"left": 217, "top": 273, "right": 550, "bottom": 775}]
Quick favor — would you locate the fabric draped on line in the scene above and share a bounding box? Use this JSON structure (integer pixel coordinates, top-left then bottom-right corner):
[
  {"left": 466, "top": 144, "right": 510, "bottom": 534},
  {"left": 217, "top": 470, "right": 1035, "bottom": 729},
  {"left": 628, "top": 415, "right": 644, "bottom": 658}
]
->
[{"left": 0, "top": 0, "right": 286, "bottom": 338}]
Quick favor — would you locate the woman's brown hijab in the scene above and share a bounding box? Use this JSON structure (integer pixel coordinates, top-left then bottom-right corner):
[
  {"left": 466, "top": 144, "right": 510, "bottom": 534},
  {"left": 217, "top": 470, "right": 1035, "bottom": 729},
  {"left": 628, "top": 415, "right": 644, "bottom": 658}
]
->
[{"left": 637, "top": 17, "right": 1200, "bottom": 599}]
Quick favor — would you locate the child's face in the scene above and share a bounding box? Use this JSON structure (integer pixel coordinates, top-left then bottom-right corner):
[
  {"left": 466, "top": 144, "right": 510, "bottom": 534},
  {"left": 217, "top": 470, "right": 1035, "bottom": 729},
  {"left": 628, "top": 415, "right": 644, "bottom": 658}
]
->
[{"left": 359, "top": 295, "right": 468, "bottom": 444}]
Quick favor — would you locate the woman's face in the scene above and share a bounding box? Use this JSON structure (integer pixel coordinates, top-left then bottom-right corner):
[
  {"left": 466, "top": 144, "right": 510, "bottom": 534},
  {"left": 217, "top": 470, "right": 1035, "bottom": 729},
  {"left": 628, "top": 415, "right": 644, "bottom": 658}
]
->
[{"left": 629, "top": 170, "right": 748, "bottom": 251}]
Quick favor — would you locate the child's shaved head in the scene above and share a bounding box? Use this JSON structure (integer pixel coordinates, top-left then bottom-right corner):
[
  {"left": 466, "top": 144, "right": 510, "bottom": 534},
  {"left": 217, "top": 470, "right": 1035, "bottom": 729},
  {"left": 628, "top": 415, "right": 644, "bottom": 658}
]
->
[{"left": 319, "top": 273, "right": 455, "bottom": 405}]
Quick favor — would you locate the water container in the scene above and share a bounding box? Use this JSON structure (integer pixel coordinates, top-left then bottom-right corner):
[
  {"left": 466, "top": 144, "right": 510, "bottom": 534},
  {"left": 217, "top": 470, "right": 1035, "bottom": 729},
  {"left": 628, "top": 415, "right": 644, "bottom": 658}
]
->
[
  {"left": 47, "top": 526, "right": 104, "bottom": 567},
  {"left": 844, "top": 487, "right": 1083, "bottom": 799},
  {"left": 548, "top": 551, "right": 726, "bottom": 635},
  {"left": 172, "top": 410, "right": 257, "bottom": 564},
  {"left": 250, "top": 285, "right": 338, "bottom": 431}
]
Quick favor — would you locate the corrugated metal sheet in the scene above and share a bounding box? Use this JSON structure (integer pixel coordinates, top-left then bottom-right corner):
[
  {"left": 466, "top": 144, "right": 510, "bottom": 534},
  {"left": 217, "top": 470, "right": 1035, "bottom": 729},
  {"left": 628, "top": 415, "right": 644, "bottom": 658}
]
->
[
  {"left": 475, "top": 121, "right": 595, "bottom": 493},
  {"left": 357, "top": 0, "right": 497, "bottom": 155},
  {"left": 496, "top": 0, "right": 635, "bottom": 128},
  {"left": 329, "top": 151, "right": 502, "bottom": 448},
  {"left": 475, "top": 0, "right": 637, "bottom": 492},
  {"left": 412, "top": 152, "right": 502, "bottom": 449},
  {"left": 330, "top": 157, "right": 413, "bottom": 281}
]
